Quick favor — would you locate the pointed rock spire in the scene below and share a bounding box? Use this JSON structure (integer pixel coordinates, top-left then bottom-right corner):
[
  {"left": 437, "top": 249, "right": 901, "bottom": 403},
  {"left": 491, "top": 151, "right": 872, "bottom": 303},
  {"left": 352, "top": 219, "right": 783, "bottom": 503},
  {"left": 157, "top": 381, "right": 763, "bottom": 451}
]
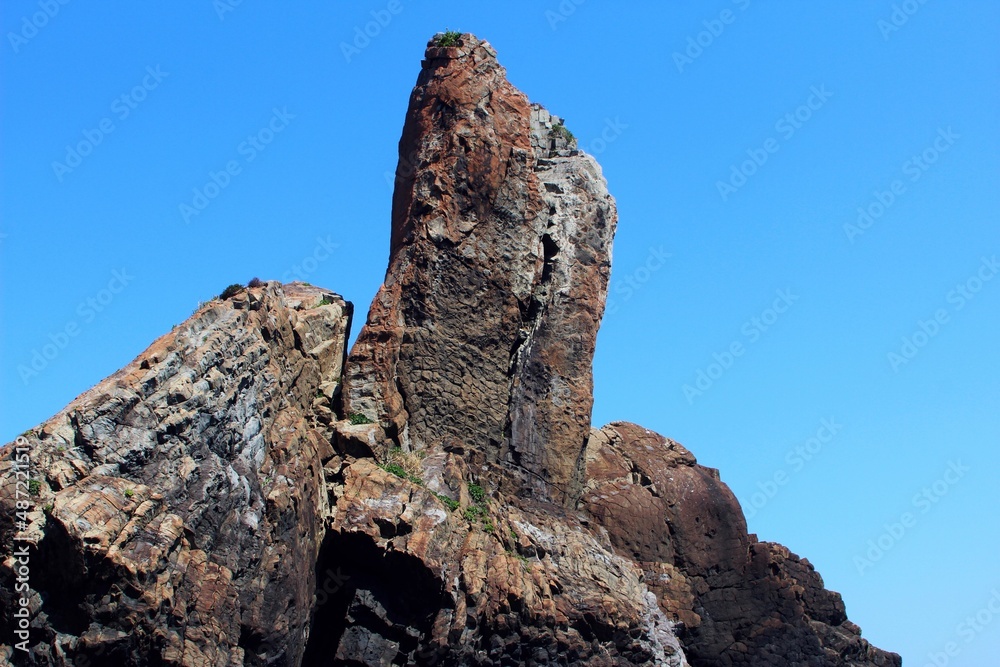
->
[{"left": 342, "top": 33, "right": 616, "bottom": 504}]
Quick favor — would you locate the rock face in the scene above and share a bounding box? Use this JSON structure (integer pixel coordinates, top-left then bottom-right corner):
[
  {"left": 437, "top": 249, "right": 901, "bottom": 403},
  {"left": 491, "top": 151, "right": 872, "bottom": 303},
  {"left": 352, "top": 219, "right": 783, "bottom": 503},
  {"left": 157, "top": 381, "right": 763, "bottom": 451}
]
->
[
  {"left": 342, "top": 34, "right": 616, "bottom": 505},
  {"left": 582, "top": 423, "right": 899, "bottom": 665},
  {"left": 1, "top": 33, "right": 898, "bottom": 667},
  {"left": 1, "top": 283, "right": 352, "bottom": 666}
]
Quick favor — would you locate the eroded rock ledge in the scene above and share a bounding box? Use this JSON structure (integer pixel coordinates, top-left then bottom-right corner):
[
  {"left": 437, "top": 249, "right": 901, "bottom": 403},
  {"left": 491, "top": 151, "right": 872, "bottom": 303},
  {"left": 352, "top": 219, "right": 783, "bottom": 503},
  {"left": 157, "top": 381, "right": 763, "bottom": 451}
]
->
[{"left": 1, "top": 33, "right": 898, "bottom": 667}]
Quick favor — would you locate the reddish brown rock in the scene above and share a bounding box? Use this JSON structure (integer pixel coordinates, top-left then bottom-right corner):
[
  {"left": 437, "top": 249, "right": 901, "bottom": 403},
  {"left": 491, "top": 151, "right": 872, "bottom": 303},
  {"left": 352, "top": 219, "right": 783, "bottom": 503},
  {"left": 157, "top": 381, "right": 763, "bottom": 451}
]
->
[
  {"left": 581, "top": 422, "right": 901, "bottom": 666},
  {"left": 0, "top": 32, "right": 898, "bottom": 667},
  {"left": 341, "top": 33, "right": 616, "bottom": 505},
  {"left": 1, "top": 284, "right": 689, "bottom": 666}
]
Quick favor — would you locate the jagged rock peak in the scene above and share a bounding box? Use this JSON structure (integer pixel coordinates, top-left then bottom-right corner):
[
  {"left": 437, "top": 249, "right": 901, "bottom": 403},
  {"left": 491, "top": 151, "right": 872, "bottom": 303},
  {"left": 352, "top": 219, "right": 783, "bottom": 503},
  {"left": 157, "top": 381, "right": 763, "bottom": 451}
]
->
[{"left": 342, "top": 31, "right": 617, "bottom": 505}]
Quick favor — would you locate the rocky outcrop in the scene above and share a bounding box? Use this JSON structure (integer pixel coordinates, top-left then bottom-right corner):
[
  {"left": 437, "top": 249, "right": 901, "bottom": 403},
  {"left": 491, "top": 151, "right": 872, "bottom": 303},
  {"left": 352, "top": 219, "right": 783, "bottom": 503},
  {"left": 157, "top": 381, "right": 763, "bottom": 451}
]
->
[
  {"left": 341, "top": 34, "right": 615, "bottom": 505},
  {"left": 1, "top": 32, "right": 898, "bottom": 667},
  {"left": 0, "top": 283, "right": 351, "bottom": 666},
  {"left": 1, "top": 283, "right": 687, "bottom": 667},
  {"left": 582, "top": 423, "right": 899, "bottom": 666}
]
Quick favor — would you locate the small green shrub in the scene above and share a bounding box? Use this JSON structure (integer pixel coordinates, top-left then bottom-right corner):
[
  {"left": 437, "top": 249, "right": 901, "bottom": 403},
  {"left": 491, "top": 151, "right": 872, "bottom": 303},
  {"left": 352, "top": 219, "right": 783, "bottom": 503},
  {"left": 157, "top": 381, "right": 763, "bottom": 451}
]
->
[
  {"left": 463, "top": 505, "right": 486, "bottom": 521},
  {"left": 315, "top": 297, "right": 333, "bottom": 307},
  {"left": 219, "top": 284, "right": 244, "bottom": 300},
  {"left": 435, "top": 493, "right": 460, "bottom": 511},
  {"left": 552, "top": 122, "right": 575, "bottom": 142},
  {"left": 460, "top": 481, "right": 492, "bottom": 527},
  {"left": 382, "top": 462, "right": 407, "bottom": 478},
  {"left": 380, "top": 462, "right": 423, "bottom": 486},
  {"left": 379, "top": 446, "right": 425, "bottom": 484},
  {"left": 247, "top": 277, "right": 264, "bottom": 288},
  {"left": 124, "top": 488, "right": 134, "bottom": 498},
  {"left": 506, "top": 549, "right": 530, "bottom": 567},
  {"left": 43, "top": 503, "right": 54, "bottom": 513},
  {"left": 348, "top": 412, "right": 373, "bottom": 425},
  {"left": 468, "top": 483, "right": 486, "bottom": 504},
  {"left": 436, "top": 30, "right": 462, "bottom": 47},
  {"left": 28, "top": 479, "right": 41, "bottom": 496}
]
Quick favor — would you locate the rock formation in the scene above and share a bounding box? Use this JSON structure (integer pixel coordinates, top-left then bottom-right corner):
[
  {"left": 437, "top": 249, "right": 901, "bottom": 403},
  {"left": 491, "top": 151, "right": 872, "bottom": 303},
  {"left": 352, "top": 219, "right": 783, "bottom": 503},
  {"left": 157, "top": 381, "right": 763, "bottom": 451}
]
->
[
  {"left": 342, "top": 35, "right": 615, "bottom": 505},
  {"left": 1, "top": 33, "right": 898, "bottom": 666}
]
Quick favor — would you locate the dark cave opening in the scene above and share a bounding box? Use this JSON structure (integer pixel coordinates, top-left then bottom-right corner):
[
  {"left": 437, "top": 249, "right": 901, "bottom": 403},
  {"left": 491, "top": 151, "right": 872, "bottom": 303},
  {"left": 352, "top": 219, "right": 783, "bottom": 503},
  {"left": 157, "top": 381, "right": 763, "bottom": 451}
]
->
[{"left": 301, "top": 530, "right": 447, "bottom": 666}]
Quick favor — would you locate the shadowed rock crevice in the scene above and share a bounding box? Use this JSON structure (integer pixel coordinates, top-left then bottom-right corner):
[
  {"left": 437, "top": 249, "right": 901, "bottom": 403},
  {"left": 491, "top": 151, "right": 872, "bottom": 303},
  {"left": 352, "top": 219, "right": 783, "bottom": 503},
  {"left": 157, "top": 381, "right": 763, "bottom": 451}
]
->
[{"left": 302, "top": 530, "right": 444, "bottom": 666}]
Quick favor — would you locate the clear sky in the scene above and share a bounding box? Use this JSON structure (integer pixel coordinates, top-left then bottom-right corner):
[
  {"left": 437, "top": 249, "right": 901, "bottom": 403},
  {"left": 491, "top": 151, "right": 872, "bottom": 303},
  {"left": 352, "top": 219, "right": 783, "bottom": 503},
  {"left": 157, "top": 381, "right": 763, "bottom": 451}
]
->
[{"left": 2, "top": 2, "right": 998, "bottom": 663}]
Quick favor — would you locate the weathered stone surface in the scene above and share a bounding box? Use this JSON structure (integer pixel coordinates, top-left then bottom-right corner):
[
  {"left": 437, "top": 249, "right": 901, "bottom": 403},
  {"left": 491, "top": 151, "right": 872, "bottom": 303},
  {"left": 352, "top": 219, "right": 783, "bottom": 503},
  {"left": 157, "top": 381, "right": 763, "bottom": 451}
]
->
[
  {"left": 1, "top": 282, "right": 352, "bottom": 666},
  {"left": 341, "top": 33, "right": 616, "bottom": 505},
  {"left": 0, "top": 31, "right": 898, "bottom": 667},
  {"left": 311, "top": 458, "right": 688, "bottom": 666},
  {"left": 581, "top": 422, "right": 901, "bottom": 666}
]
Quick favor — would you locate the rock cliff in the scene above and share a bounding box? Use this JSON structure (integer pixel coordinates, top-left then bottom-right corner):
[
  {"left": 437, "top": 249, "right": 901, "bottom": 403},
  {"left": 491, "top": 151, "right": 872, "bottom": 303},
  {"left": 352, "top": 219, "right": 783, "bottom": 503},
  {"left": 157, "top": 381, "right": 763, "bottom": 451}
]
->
[{"left": 1, "top": 33, "right": 898, "bottom": 666}]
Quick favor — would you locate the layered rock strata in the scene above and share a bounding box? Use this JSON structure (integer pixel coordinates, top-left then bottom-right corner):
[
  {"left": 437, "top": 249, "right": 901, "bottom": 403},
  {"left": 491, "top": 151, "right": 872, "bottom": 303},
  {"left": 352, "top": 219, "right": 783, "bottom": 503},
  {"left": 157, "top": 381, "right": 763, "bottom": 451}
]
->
[
  {"left": 0, "top": 33, "right": 899, "bottom": 667},
  {"left": 341, "top": 34, "right": 616, "bottom": 505},
  {"left": 1, "top": 283, "right": 351, "bottom": 666}
]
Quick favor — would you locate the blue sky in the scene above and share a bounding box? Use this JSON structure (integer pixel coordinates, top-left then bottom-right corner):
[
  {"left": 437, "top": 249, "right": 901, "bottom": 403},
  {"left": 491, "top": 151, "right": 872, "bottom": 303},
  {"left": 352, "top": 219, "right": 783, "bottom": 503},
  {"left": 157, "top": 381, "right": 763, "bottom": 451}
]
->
[{"left": 2, "top": 2, "right": 998, "bottom": 663}]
